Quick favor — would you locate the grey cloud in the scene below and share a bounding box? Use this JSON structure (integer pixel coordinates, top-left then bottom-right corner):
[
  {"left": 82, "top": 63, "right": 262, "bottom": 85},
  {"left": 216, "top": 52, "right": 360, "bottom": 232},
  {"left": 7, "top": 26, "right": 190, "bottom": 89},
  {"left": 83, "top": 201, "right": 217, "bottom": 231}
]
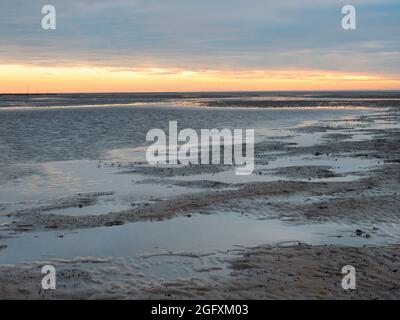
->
[{"left": 0, "top": 0, "right": 398, "bottom": 75}]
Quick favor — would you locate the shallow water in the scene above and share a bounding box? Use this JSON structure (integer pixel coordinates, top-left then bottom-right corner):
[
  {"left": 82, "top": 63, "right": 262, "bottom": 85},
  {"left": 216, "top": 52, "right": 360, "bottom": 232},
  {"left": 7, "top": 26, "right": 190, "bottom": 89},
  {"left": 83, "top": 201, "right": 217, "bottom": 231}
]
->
[
  {"left": 0, "top": 103, "right": 377, "bottom": 216},
  {"left": 0, "top": 212, "right": 396, "bottom": 265},
  {"left": 0, "top": 104, "right": 375, "bottom": 164},
  {"left": 0, "top": 96, "right": 394, "bottom": 270},
  {"left": 0, "top": 160, "right": 200, "bottom": 209}
]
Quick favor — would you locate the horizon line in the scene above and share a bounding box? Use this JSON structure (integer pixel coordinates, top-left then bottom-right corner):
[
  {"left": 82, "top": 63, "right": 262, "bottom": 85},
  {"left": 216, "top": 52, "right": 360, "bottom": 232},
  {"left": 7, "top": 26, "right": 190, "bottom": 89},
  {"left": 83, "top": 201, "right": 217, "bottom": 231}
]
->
[{"left": 2, "top": 89, "right": 400, "bottom": 96}]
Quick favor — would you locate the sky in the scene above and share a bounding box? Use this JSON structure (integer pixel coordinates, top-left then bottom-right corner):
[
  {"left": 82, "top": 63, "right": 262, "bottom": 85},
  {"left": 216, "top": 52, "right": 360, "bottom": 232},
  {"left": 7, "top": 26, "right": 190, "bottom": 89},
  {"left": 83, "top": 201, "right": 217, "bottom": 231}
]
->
[{"left": 0, "top": 0, "right": 399, "bottom": 93}]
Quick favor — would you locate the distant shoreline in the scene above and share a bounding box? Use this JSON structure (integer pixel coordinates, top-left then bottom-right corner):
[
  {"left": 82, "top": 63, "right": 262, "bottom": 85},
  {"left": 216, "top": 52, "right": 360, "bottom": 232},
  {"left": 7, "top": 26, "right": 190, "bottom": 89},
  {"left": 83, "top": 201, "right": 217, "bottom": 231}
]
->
[{"left": 1, "top": 90, "right": 400, "bottom": 96}]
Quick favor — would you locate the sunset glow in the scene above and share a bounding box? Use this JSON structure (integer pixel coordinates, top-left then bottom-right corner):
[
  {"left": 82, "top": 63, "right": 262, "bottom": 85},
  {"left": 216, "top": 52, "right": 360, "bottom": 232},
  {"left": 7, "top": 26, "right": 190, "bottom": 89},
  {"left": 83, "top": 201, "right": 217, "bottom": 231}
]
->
[
  {"left": 2, "top": 64, "right": 399, "bottom": 94},
  {"left": 1, "top": 0, "right": 399, "bottom": 93}
]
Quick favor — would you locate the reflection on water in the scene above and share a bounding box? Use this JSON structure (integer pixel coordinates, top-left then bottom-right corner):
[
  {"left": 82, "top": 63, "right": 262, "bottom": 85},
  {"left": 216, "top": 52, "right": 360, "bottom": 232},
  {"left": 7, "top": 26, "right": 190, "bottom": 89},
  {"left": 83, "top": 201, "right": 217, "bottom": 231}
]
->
[{"left": 1, "top": 213, "right": 397, "bottom": 265}]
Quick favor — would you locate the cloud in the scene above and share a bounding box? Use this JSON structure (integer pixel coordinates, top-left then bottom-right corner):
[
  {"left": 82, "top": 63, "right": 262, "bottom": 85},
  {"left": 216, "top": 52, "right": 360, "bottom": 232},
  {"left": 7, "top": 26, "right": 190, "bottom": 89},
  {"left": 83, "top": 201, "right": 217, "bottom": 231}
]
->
[{"left": 0, "top": 0, "right": 399, "bottom": 76}]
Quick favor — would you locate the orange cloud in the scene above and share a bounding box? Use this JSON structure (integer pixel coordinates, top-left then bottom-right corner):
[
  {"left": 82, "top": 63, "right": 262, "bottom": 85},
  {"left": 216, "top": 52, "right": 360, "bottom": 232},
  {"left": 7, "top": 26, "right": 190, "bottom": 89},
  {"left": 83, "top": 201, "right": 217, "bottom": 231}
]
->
[{"left": 1, "top": 64, "right": 399, "bottom": 93}]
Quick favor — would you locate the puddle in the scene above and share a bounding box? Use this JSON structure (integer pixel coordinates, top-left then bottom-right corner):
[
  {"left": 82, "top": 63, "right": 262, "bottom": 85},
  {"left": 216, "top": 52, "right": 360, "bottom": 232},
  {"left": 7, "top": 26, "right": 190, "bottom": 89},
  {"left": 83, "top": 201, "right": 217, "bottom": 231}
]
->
[
  {"left": 285, "top": 132, "right": 326, "bottom": 147},
  {"left": 1, "top": 213, "right": 397, "bottom": 265},
  {"left": 372, "top": 120, "right": 400, "bottom": 130},
  {"left": 266, "top": 154, "right": 381, "bottom": 174},
  {"left": 0, "top": 160, "right": 198, "bottom": 206},
  {"left": 172, "top": 154, "right": 380, "bottom": 184},
  {"left": 346, "top": 133, "right": 374, "bottom": 142},
  {"left": 43, "top": 199, "right": 132, "bottom": 216}
]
